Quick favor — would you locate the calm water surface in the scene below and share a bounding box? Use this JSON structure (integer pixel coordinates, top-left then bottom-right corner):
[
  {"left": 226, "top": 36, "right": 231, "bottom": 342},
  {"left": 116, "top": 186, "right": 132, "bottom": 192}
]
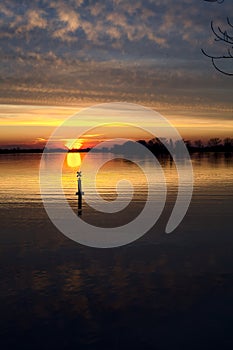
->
[{"left": 0, "top": 152, "right": 232, "bottom": 349}]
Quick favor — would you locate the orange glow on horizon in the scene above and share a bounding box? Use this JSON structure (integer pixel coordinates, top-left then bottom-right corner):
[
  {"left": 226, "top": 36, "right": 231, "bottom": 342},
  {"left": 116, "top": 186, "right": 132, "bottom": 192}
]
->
[{"left": 0, "top": 104, "right": 232, "bottom": 147}]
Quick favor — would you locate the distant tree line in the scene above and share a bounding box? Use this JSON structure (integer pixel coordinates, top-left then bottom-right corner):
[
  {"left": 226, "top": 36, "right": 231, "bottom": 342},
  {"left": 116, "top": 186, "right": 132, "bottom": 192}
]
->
[
  {"left": 0, "top": 148, "right": 44, "bottom": 154},
  {"left": 0, "top": 137, "right": 232, "bottom": 154},
  {"left": 136, "top": 137, "right": 233, "bottom": 154},
  {"left": 137, "top": 137, "right": 233, "bottom": 154}
]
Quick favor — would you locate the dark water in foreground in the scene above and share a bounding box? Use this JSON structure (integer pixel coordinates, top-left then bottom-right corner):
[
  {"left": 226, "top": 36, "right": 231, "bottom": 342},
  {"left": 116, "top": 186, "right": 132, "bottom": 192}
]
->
[{"left": 0, "top": 153, "right": 233, "bottom": 349}]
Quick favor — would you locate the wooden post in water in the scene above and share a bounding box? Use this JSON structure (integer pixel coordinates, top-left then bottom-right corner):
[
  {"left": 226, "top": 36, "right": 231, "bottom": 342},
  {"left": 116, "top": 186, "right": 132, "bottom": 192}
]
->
[{"left": 76, "top": 171, "right": 84, "bottom": 216}]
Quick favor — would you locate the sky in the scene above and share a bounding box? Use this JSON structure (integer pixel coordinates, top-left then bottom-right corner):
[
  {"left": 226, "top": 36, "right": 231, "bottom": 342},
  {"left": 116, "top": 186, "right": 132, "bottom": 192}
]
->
[{"left": 0, "top": 0, "right": 232, "bottom": 148}]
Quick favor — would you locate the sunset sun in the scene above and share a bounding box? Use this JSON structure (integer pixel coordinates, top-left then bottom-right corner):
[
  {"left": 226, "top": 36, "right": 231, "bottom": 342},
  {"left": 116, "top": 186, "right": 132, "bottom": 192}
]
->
[{"left": 65, "top": 139, "right": 84, "bottom": 150}]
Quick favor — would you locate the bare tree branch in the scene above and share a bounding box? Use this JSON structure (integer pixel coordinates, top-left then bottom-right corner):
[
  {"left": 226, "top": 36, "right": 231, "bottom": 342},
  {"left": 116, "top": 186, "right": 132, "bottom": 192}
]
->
[
  {"left": 209, "top": 21, "right": 233, "bottom": 44},
  {"left": 227, "top": 17, "right": 233, "bottom": 28},
  {"left": 202, "top": 17, "right": 233, "bottom": 76},
  {"left": 203, "top": 0, "right": 224, "bottom": 3},
  {"left": 211, "top": 57, "right": 233, "bottom": 76}
]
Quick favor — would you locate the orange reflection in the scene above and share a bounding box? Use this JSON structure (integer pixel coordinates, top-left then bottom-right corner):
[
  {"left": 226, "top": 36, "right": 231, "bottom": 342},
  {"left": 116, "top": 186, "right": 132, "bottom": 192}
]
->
[{"left": 67, "top": 152, "right": 82, "bottom": 168}]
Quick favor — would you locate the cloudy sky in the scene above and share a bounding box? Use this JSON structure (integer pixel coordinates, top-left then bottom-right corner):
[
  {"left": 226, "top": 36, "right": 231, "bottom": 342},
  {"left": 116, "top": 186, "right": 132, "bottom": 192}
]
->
[{"left": 0, "top": 0, "right": 232, "bottom": 147}]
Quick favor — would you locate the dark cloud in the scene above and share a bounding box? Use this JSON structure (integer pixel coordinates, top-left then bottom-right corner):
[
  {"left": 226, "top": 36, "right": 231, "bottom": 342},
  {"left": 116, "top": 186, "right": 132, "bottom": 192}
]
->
[{"left": 0, "top": 0, "right": 232, "bottom": 107}]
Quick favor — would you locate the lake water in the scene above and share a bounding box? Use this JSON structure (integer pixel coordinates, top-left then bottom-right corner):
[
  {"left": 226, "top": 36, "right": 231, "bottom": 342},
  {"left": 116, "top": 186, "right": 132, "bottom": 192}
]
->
[{"left": 0, "top": 152, "right": 233, "bottom": 349}]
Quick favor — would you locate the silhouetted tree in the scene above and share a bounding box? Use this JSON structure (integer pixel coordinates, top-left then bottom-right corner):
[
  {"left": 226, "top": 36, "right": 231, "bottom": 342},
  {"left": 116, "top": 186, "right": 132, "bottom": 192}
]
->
[
  {"left": 223, "top": 137, "right": 233, "bottom": 150},
  {"left": 137, "top": 140, "right": 147, "bottom": 147},
  {"left": 147, "top": 137, "right": 168, "bottom": 154},
  {"left": 194, "top": 140, "right": 204, "bottom": 148},
  {"left": 184, "top": 140, "right": 192, "bottom": 149},
  {"left": 208, "top": 138, "right": 222, "bottom": 148}
]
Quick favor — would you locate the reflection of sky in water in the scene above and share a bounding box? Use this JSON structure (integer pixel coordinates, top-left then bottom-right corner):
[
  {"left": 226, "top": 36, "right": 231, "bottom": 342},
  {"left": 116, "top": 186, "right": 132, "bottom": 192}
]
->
[
  {"left": 0, "top": 153, "right": 233, "bottom": 348},
  {"left": 0, "top": 152, "right": 232, "bottom": 207}
]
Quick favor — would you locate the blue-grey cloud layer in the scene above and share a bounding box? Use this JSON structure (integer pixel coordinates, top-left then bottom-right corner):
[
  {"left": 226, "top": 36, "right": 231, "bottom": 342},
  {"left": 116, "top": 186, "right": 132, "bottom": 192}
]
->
[{"left": 0, "top": 0, "right": 232, "bottom": 107}]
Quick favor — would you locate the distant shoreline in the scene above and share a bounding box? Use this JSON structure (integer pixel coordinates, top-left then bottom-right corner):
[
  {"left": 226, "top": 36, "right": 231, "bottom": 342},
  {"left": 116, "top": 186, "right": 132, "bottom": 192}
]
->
[
  {"left": 1, "top": 138, "right": 233, "bottom": 155},
  {"left": 0, "top": 149, "right": 232, "bottom": 155},
  {"left": 0, "top": 148, "right": 90, "bottom": 154}
]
